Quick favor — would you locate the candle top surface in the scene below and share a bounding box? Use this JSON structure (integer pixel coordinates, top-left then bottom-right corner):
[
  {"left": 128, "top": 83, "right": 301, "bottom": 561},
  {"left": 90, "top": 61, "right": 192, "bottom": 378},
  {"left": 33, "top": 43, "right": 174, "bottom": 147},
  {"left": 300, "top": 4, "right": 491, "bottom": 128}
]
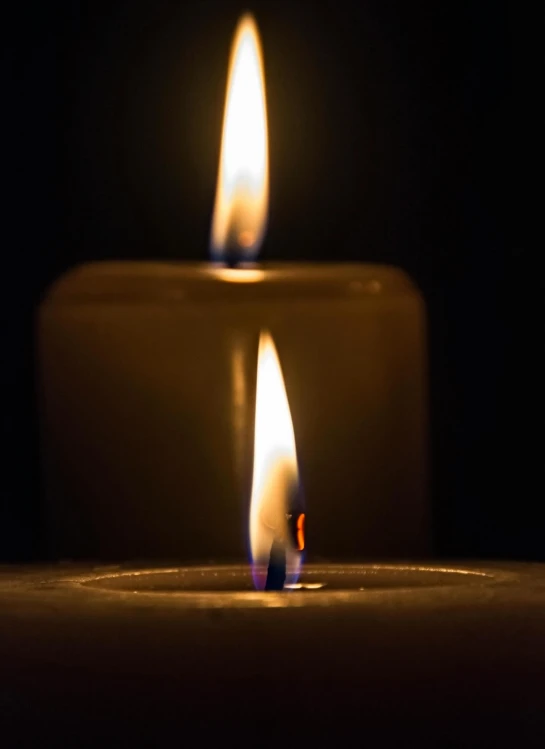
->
[
  {"left": 2, "top": 562, "right": 544, "bottom": 610},
  {"left": 43, "top": 262, "right": 419, "bottom": 305}
]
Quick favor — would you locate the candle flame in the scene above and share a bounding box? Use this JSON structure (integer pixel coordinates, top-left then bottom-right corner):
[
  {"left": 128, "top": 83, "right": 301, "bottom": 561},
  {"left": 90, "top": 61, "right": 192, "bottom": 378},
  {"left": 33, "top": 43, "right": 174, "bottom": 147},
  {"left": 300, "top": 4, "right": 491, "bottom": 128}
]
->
[
  {"left": 210, "top": 14, "right": 269, "bottom": 262},
  {"left": 250, "top": 331, "right": 303, "bottom": 590}
]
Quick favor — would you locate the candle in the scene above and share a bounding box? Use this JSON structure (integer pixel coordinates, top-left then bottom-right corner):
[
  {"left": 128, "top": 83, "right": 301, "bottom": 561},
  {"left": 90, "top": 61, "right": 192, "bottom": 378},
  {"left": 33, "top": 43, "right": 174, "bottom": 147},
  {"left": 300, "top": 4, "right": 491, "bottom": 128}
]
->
[
  {"left": 1, "top": 562, "right": 544, "bottom": 744},
  {"left": 38, "top": 14, "right": 428, "bottom": 561}
]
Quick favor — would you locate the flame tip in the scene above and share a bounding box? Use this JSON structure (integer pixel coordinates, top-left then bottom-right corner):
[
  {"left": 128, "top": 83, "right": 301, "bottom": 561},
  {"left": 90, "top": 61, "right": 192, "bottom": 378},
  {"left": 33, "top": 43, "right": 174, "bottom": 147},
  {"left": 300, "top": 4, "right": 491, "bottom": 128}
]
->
[{"left": 238, "top": 12, "right": 257, "bottom": 24}]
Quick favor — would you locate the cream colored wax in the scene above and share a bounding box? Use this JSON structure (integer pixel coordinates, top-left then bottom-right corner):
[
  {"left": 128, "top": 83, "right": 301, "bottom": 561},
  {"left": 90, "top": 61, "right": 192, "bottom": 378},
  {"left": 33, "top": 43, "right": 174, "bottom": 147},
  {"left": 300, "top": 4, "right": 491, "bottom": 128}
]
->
[{"left": 38, "top": 261, "right": 429, "bottom": 560}]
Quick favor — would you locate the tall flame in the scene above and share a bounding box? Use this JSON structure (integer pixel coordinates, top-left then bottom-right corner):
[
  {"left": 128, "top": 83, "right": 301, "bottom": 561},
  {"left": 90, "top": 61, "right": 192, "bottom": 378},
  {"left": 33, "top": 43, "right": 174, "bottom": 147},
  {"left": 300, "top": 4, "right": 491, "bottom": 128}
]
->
[
  {"left": 210, "top": 14, "right": 269, "bottom": 262},
  {"left": 250, "top": 331, "right": 303, "bottom": 590}
]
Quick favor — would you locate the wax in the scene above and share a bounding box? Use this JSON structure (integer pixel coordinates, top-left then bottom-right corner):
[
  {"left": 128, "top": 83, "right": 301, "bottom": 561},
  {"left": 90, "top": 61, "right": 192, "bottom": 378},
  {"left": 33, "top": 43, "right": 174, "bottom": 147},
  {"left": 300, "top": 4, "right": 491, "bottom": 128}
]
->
[
  {"left": 38, "top": 262, "right": 429, "bottom": 560},
  {"left": 1, "top": 562, "right": 544, "bottom": 745}
]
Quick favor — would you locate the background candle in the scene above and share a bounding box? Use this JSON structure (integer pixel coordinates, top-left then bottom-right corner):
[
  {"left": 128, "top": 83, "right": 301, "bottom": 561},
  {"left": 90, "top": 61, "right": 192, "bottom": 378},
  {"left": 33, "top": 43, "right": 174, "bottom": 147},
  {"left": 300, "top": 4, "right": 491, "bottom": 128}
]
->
[
  {"left": 38, "top": 14, "right": 429, "bottom": 562},
  {"left": 4, "top": 0, "right": 538, "bottom": 568},
  {"left": 39, "top": 261, "right": 428, "bottom": 560}
]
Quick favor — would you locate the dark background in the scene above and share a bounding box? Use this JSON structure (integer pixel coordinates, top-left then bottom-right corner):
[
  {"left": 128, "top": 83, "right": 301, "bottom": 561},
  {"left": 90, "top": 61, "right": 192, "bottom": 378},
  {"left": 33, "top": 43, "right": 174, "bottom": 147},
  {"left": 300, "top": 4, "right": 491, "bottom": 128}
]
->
[{"left": 3, "top": 0, "right": 542, "bottom": 562}]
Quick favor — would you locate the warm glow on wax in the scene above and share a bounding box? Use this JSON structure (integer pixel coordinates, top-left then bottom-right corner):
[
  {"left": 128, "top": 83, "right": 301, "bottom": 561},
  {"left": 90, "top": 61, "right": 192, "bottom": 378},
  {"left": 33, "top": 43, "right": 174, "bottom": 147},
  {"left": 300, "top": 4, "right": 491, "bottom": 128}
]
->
[
  {"left": 250, "top": 331, "right": 302, "bottom": 590},
  {"left": 210, "top": 14, "right": 269, "bottom": 261},
  {"left": 209, "top": 267, "right": 266, "bottom": 283}
]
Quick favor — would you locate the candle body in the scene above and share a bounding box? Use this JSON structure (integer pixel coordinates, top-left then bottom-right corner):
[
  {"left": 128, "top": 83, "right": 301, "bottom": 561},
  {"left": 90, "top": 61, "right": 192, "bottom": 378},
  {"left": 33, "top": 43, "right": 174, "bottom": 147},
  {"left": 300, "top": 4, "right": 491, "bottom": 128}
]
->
[{"left": 38, "top": 263, "right": 429, "bottom": 560}]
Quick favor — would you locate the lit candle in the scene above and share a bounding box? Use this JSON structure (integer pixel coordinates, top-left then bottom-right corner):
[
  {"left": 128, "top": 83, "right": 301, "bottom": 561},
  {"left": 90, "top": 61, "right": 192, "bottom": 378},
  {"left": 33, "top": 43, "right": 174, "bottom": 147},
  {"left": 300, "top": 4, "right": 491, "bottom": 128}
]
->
[{"left": 39, "top": 14, "right": 429, "bottom": 561}]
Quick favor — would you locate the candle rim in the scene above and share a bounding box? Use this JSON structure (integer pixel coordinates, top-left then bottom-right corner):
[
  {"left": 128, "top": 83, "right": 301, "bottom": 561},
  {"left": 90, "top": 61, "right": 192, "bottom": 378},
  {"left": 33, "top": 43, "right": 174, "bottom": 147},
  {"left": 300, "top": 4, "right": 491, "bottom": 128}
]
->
[{"left": 42, "top": 261, "right": 421, "bottom": 305}]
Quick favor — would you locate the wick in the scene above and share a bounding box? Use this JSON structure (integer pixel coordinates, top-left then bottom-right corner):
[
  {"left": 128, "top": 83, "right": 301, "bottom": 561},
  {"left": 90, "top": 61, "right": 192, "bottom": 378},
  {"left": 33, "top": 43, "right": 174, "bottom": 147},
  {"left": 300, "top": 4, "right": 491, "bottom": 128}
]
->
[
  {"left": 264, "top": 540, "right": 287, "bottom": 591},
  {"left": 223, "top": 252, "right": 243, "bottom": 269},
  {"left": 222, "top": 206, "right": 257, "bottom": 267}
]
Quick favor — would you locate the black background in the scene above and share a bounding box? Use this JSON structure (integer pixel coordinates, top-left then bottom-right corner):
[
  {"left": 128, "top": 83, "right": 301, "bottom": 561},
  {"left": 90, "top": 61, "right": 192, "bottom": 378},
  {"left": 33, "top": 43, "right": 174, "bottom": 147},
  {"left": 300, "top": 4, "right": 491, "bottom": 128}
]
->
[{"left": 3, "top": 1, "right": 542, "bottom": 562}]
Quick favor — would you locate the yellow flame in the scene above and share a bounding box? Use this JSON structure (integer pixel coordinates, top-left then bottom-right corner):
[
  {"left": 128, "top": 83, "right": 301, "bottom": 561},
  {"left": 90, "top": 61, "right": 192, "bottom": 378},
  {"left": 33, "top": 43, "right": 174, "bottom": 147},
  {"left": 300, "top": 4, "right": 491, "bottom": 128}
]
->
[
  {"left": 250, "top": 332, "right": 301, "bottom": 589},
  {"left": 210, "top": 14, "right": 269, "bottom": 261}
]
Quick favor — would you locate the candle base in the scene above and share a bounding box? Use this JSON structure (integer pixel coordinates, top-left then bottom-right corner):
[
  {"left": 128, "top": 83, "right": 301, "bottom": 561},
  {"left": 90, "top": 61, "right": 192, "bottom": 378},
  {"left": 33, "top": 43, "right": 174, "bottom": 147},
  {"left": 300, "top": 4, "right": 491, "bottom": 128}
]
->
[{"left": 1, "top": 562, "right": 544, "bottom": 747}]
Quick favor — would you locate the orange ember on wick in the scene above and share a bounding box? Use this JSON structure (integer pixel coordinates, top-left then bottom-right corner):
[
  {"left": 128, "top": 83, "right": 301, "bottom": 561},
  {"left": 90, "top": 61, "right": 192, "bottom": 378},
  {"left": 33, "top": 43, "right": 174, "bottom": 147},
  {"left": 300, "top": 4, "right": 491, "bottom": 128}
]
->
[
  {"left": 296, "top": 513, "right": 305, "bottom": 551},
  {"left": 238, "top": 230, "right": 256, "bottom": 248}
]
